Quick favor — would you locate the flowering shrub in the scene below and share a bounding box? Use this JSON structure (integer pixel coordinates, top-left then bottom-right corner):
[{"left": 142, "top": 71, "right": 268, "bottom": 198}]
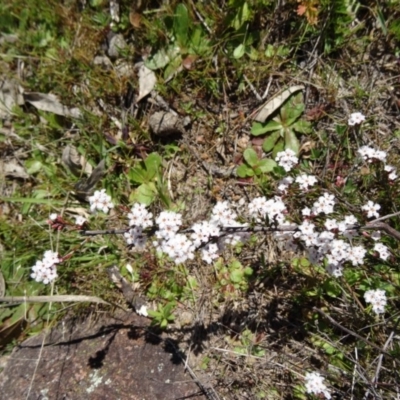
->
[
  {"left": 28, "top": 117, "right": 398, "bottom": 398},
  {"left": 34, "top": 141, "right": 393, "bottom": 320}
]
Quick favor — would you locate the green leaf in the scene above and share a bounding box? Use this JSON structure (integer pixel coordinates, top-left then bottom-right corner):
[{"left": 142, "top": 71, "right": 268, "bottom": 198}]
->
[
  {"left": 174, "top": 3, "right": 189, "bottom": 48},
  {"left": 233, "top": 44, "right": 245, "bottom": 59},
  {"left": 293, "top": 120, "right": 312, "bottom": 134},
  {"left": 129, "top": 165, "right": 147, "bottom": 184},
  {"left": 230, "top": 269, "right": 244, "bottom": 283},
  {"left": 243, "top": 148, "right": 259, "bottom": 166},
  {"left": 257, "top": 158, "right": 277, "bottom": 173},
  {"left": 281, "top": 93, "right": 305, "bottom": 126},
  {"left": 272, "top": 139, "right": 285, "bottom": 159},
  {"left": 231, "top": 1, "right": 251, "bottom": 30},
  {"left": 244, "top": 267, "right": 253, "bottom": 276},
  {"left": 262, "top": 131, "right": 280, "bottom": 152},
  {"left": 144, "top": 153, "right": 162, "bottom": 179},
  {"left": 25, "top": 160, "right": 43, "bottom": 174},
  {"left": 145, "top": 48, "right": 170, "bottom": 70},
  {"left": 251, "top": 120, "right": 282, "bottom": 136},
  {"left": 265, "top": 44, "right": 274, "bottom": 57},
  {"left": 237, "top": 164, "right": 254, "bottom": 178},
  {"left": 284, "top": 129, "right": 300, "bottom": 154},
  {"left": 130, "top": 183, "right": 157, "bottom": 205},
  {"left": 163, "top": 54, "right": 182, "bottom": 81}
]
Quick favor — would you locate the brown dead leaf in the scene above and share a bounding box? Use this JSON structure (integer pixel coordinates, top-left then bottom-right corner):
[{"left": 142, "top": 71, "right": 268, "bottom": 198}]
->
[
  {"left": 182, "top": 55, "right": 198, "bottom": 70},
  {"left": 253, "top": 85, "right": 305, "bottom": 122},
  {"left": 129, "top": 11, "right": 141, "bottom": 28},
  {"left": 297, "top": 4, "right": 307, "bottom": 16}
]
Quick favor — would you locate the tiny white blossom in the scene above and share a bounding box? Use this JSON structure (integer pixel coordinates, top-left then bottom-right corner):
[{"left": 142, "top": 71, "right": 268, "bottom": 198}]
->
[
  {"left": 277, "top": 176, "right": 294, "bottom": 194},
  {"left": 49, "top": 213, "right": 58, "bottom": 221},
  {"left": 364, "top": 289, "right": 387, "bottom": 315},
  {"left": 295, "top": 174, "right": 317, "bottom": 190},
  {"left": 74, "top": 215, "right": 87, "bottom": 226},
  {"left": 88, "top": 189, "right": 114, "bottom": 214},
  {"left": 305, "top": 372, "right": 331, "bottom": 399},
  {"left": 137, "top": 305, "right": 148, "bottom": 317},
  {"left": 348, "top": 112, "right": 365, "bottom": 126},
  {"left": 374, "top": 243, "right": 390, "bottom": 260},
  {"left": 275, "top": 149, "right": 298, "bottom": 172},
  {"left": 357, "top": 146, "right": 387, "bottom": 163},
  {"left": 326, "top": 263, "right": 344, "bottom": 277},
  {"left": 201, "top": 243, "right": 219, "bottom": 264},
  {"left": 361, "top": 201, "right": 380, "bottom": 219}
]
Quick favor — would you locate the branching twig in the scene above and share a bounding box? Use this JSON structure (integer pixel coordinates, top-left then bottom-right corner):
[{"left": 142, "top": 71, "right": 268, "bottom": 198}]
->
[{"left": 313, "top": 307, "right": 398, "bottom": 360}]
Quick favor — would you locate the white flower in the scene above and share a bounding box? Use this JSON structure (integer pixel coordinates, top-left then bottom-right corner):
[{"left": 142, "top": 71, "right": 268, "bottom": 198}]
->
[
  {"left": 127, "top": 203, "right": 153, "bottom": 228},
  {"left": 357, "top": 146, "right": 387, "bottom": 163},
  {"left": 364, "top": 289, "right": 387, "bottom": 315},
  {"left": 201, "top": 243, "right": 219, "bottom": 264},
  {"left": 326, "top": 263, "right": 344, "bottom": 277},
  {"left": 277, "top": 176, "right": 294, "bottom": 193},
  {"left": 347, "top": 245, "right": 366, "bottom": 266},
  {"left": 361, "top": 201, "right": 380, "bottom": 219},
  {"left": 312, "top": 193, "right": 335, "bottom": 215},
  {"left": 31, "top": 251, "right": 60, "bottom": 284},
  {"left": 211, "top": 201, "right": 238, "bottom": 226},
  {"left": 295, "top": 174, "right": 317, "bottom": 190},
  {"left": 385, "top": 165, "right": 397, "bottom": 180},
  {"left": 124, "top": 226, "right": 147, "bottom": 249},
  {"left": 137, "top": 305, "right": 148, "bottom": 317},
  {"left": 49, "top": 213, "right": 58, "bottom": 221},
  {"left": 348, "top": 112, "right": 365, "bottom": 126},
  {"left": 74, "top": 215, "right": 87, "bottom": 226},
  {"left": 88, "top": 189, "right": 114, "bottom": 214},
  {"left": 324, "top": 218, "right": 338, "bottom": 231},
  {"left": 275, "top": 149, "right": 298, "bottom": 172},
  {"left": 305, "top": 372, "right": 331, "bottom": 399},
  {"left": 374, "top": 243, "right": 390, "bottom": 260}
]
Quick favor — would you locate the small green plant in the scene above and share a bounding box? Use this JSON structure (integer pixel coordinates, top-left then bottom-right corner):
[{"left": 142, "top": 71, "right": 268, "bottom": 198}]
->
[
  {"left": 250, "top": 93, "right": 312, "bottom": 155},
  {"left": 145, "top": 3, "right": 211, "bottom": 80},
  {"left": 215, "top": 258, "right": 253, "bottom": 295},
  {"left": 148, "top": 301, "right": 176, "bottom": 329},
  {"left": 237, "top": 148, "right": 276, "bottom": 178},
  {"left": 232, "top": 328, "right": 266, "bottom": 357},
  {"left": 127, "top": 152, "right": 164, "bottom": 205}
]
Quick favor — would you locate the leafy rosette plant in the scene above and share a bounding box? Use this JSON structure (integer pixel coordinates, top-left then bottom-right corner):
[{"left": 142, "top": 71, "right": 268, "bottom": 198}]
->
[
  {"left": 251, "top": 93, "right": 312, "bottom": 156},
  {"left": 236, "top": 148, "right": 276, "bottom": 178}
]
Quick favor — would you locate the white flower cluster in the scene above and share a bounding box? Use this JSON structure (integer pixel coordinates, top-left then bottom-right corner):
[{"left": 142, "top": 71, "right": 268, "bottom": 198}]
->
[
  {"left": 123, "top": 201, "right": 246, "bottom": 265},
  {"left": 124, "top": 226, "right": 147, "bottom": 249},
  {"left": 305, "top": 371, "right": 331, "bottom": 399},
  {"left": 384, "top": 164, "right": 398, "bottom": 181},
  {"left": 364, "top": 289, "right": 387, "bottom": 314},
  {"left": 295, "top": 174, "right": 317, "bottom": 190},
  {"left": 373, "top": 243, "right": 390, "bottom": 260},
  {"left": 88, "top": 189, "right": 114, "bottom": 214},
  {"left": 361, "top": 201, "right": 380, "bottom": 219},
  {"left": 275, "top": 149, "right": 298, "bottom": 172},
  {"left": 357, "top": 146, "right": 387, "bottom": 163},
  {"left": 31, "top": 250, "right": 60, "bottom": 284},
  {"left": 151, "top": 210, "right": 195, "bottom": 264},
  {"left": 348, "top": 111, "right": 365, "bottom": 126},
  {"left": 127, "top": 203, "right": 153, "bottom": 228},
  {"left": 311, "top": 192, "right": 336, "bottom": 215},
  {"left": 277, "top": 176, "right": 294, "bottom": 194},
  {"left": 291, "top": 213, "right": 369, "bottom": 277},
  {"left": 248, "top": 196, "right": 287, "bottom": 224}
]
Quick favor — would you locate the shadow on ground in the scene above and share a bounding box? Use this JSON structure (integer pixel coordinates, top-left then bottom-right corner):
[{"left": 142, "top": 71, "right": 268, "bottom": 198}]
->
[{"left": 0, "top": 310, "right": 205, "bottom": 400}]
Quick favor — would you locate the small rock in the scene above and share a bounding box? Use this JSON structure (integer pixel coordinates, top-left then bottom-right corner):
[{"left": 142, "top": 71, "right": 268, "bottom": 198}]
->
[
  {"left": 149, "top": 111, "right": 185, "bottom": 137},
  {"left": 107, "top": 34, "right": 127, "bottom": 59}
]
